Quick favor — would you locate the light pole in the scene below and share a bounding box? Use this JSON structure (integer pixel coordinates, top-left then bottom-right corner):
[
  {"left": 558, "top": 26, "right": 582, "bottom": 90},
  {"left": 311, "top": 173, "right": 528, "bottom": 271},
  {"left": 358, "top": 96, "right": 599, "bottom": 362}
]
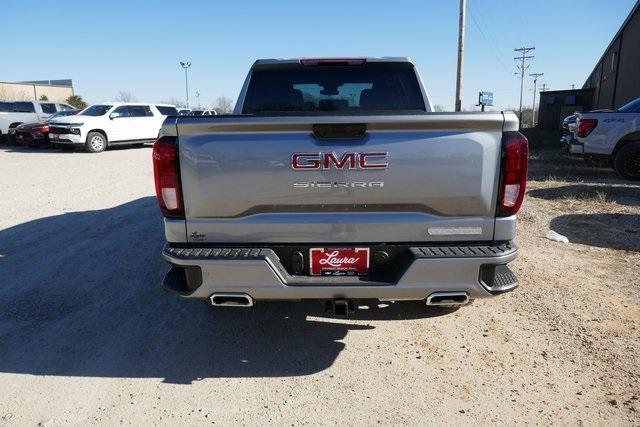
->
[
  {"left": 195, "top": 91, "right": 200, "bottom": 108},
  {"left": 179, "top": 61, "right": 191, "bottom": 108}
]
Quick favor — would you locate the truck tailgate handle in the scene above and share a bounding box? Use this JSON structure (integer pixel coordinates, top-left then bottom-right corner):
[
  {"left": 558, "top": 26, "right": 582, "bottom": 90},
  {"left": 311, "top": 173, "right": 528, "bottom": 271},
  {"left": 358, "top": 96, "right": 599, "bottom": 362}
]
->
[{"left": 312, "top": 123, "right": 367, "bottom": 140}]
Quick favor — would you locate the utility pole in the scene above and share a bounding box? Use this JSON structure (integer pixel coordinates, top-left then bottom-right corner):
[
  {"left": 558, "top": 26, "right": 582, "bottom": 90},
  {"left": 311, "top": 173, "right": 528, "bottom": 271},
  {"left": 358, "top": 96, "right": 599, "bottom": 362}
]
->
[
  {"left": 454, "top": 0, "right": 466, "bottom": 112},
  {"left": 540, "top": 83, "right": 549, "bottom": 92},
  {"left": 514, "top": 47, "right": 535, "bottom": 125},
  {"left": 195, "top": 91, "right": 201, "bottom": 108},
  {"left": 180, "top": 61, "right": 192, "bottom": 108},
  {"left": 529, "top": 72, "right": 543, "bottom": 127}
]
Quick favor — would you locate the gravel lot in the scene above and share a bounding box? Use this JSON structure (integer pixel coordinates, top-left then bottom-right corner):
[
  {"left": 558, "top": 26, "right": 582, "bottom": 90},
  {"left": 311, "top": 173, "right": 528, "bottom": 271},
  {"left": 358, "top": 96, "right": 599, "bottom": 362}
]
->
[{"left": 0, "top": 142, "right": 638, "bottom": 425}]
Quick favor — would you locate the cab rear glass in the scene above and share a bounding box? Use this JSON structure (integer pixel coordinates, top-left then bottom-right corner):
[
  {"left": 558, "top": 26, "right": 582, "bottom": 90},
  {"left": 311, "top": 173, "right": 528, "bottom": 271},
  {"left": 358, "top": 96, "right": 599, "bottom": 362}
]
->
[{"left": 242, "top": 62, "right": 426, "bottom": 115}]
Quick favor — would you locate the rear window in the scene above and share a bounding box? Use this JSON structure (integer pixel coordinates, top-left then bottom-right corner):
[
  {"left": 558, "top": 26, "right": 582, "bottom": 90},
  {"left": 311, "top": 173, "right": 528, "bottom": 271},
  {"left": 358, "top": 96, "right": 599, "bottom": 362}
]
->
[
  {"left": 0, "top": 102, "right": 36, "bottom": 113},
  {"left": 156, "top": 106, "right": 178, "bottom": 116},
  {"left": 242, "top": 62, "right": 425, "bottom": 114}
]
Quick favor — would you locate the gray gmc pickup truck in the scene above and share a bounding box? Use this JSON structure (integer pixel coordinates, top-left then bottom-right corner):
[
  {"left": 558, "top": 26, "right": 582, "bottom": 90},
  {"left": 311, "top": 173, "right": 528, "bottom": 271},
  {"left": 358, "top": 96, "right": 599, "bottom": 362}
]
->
[{"left": 153, "top": 57, "right": 528, "bottom": 315}]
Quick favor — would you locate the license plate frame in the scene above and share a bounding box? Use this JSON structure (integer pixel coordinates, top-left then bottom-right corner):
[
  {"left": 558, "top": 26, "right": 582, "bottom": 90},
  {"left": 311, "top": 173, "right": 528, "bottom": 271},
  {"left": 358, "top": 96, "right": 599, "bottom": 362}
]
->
[{"left": 309, "top": 247, "right": 370, "bottom": 276}]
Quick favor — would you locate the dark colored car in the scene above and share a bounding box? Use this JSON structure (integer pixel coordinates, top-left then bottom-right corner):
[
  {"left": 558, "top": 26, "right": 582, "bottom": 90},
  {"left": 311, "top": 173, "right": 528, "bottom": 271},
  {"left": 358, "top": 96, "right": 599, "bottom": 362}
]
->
[{"left": 15, "top": 109, "right": 81, "bottom": 146}]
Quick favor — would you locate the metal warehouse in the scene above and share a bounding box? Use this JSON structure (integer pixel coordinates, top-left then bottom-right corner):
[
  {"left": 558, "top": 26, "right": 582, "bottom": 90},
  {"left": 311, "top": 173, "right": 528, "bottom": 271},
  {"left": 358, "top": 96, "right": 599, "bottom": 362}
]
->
[
  {"left": 583, "top": 0, "right": 640, "bottom": 110},
  {"left": 538, "top": 0, "right": 639, "bottom": 128}
]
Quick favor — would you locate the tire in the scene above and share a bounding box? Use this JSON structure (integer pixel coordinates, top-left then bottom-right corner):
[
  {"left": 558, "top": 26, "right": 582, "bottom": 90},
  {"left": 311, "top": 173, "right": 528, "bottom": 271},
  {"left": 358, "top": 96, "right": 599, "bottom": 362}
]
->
[
  {"left": 85, "top": 131, "right": 107, "bottom": 153},
  {"left": 614, "top": 142, "right": 640, "bottom": 181}
]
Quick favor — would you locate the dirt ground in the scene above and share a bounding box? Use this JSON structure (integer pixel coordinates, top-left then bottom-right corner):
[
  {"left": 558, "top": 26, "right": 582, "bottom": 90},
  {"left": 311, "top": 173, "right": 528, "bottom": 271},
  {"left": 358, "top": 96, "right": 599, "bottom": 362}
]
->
[{"left": 0, "top": 136, "right": 638, "bottom": 426}]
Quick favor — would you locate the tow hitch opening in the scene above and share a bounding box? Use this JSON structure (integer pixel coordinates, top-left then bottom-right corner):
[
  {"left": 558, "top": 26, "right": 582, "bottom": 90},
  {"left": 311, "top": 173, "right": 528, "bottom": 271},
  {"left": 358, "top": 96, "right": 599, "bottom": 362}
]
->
[{"left": 325, "top": 299, "right": 356, "bottom": 317}]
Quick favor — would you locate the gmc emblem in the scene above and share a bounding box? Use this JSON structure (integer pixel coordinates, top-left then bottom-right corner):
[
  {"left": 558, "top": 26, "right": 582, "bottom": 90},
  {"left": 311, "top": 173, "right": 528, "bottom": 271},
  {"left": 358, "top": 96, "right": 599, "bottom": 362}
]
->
[{"left": 291, "top": 152, "right": 388, "bottom": 170}]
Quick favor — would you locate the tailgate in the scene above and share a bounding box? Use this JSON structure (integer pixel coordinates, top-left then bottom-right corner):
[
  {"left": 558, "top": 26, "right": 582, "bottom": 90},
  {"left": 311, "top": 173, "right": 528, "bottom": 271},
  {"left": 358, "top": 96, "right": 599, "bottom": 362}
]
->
[{"left": 176, "top": 113, "right": 513, "bottom": 243}]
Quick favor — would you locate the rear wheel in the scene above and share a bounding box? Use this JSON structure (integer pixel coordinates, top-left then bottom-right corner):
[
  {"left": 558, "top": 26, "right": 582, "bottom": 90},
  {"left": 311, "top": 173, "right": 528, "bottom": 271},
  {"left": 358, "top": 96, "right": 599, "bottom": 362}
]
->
[
  {"left": 85, "top": 132, "right": 107, "bottom": 153},
  {"left": 614, "top": 142, "right": 640, "bottom": 181}
]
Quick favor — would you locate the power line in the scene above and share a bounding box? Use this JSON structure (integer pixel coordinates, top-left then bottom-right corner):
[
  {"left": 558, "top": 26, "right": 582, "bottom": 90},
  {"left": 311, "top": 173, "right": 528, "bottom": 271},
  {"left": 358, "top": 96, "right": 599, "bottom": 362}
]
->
[
  {"left": 514, "top": 46, "right": 535, "bottom": 125},
  {"left": 467, "top": 8, "right": 511, "bottom": 74}
]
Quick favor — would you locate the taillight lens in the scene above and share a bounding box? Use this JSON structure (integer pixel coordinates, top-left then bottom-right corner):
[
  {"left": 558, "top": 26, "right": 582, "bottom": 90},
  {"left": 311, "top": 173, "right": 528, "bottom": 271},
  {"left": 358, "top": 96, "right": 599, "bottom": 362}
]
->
[
  {"left": 577, "top": 118, "right": 598, "bottom": 138},
  {"left": 153, "top": 136, "right": 183, "bottom": 217},
  {"left": 498, "top": 131, "right": 528, "bottom": 216},
  {"left": 41, "top": 125, "right": 50, "bottom": 133}
]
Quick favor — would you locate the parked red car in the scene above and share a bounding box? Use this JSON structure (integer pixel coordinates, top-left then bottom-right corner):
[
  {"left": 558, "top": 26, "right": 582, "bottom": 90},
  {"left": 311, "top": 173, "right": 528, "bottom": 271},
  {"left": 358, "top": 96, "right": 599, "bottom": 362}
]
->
[{"left": 15, "top": 109, "right": 80, "bottom": 146}]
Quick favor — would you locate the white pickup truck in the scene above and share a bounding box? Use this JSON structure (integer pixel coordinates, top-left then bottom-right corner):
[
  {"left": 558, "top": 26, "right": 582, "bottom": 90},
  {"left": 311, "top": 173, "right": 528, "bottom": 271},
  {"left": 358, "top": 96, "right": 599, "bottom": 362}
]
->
[
  {"left": 0, "top": 100, "right": 75, "bottom": 143},
  {"left": 571, "top": 97, "right": 640, "bottom": 180}
]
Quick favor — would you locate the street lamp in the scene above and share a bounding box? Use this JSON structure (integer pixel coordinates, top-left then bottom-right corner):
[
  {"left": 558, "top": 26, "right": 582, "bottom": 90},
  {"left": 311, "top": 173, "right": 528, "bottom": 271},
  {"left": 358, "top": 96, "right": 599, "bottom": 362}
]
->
[{"left": 179, "top": 61, "right": 191, "bottom": 108}]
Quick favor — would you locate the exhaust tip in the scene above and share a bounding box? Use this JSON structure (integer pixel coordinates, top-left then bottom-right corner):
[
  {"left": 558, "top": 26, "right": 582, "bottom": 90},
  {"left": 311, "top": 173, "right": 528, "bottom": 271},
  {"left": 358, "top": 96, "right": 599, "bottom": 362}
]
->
[
  {"left": 426, "top": 292, "right": 470, "bottom": 306},
  {"left": 210, "top": 293, "right": 254, "bottom": 307}
]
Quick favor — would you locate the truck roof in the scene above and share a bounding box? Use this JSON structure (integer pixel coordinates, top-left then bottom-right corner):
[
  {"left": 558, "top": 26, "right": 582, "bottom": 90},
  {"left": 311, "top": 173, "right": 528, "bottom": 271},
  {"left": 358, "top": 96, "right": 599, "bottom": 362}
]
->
[{"left": 253, "top": 57, "right": 412, "bottom": 65}]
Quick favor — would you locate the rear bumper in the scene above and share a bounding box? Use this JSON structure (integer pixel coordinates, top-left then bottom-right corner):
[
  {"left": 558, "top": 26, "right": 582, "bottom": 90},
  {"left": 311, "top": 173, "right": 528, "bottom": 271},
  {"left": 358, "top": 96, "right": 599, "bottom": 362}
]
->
[{"left": 161, "top": 242, "right": 519, "bottom": 301}]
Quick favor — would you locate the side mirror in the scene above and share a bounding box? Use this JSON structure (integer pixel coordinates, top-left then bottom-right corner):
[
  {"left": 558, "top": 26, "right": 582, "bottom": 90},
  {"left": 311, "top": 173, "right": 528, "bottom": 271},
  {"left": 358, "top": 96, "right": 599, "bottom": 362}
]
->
[{"left": 109, "top": 112, "right": 119, "bottom": 120}]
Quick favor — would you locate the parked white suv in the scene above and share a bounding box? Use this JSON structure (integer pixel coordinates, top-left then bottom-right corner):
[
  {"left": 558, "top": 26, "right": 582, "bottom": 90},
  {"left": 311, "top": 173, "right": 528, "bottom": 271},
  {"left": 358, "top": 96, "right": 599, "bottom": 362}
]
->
[
  {"left": 48, "top": 103, "right": 177, "bottom": 153},
  {"left": 0, "top": 100, "right": 75, "bottom": 143},
  {"left": 190, "top": 109, "right": 217, "bottom": 116}
]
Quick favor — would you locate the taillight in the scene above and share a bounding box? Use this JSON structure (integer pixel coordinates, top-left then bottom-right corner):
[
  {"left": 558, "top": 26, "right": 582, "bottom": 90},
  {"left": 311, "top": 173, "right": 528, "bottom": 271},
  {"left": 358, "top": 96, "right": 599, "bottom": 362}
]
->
[
  {"left": 498, "top": 131, "right": 528, "bottom": 216},
  {"left": 577, "top": 118, "right": 598, "bottom": 138},
  {"left": 41, "top": 125, "right": 50, "bottom": 133},
  {"left": 153, "top": 136, "right": 183, "bottom": 218}
]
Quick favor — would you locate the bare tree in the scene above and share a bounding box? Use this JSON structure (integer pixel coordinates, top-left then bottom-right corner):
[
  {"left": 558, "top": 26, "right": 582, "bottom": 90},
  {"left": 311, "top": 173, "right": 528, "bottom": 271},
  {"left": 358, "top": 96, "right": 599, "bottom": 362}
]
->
[
  {"left": 163, "top": 97, "right": 186, "bottom": 108},
  {"left": 115, "top": 91, "right": 136, "bottom": 102},
  {"left": 433, "top": 104, "right": 447, "bottom": 112},
  {"left": 214, "top": 96, "right": 234, "bottom": 114}
]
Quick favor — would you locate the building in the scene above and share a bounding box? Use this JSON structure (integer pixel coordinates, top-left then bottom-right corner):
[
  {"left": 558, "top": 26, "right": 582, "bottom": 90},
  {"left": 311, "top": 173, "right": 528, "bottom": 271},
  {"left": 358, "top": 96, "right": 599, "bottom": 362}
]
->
[
  {"left": 537, "top": 88, "right": 594, "bottom": 129},
  {"left": 537, "top": 1, "right": 639, "bottom": 128},
  {"left": 0, "top": 79, "right": 74, "bottom": 103},
  {"left": 583, "top": 0, "right": 640, "bottom": 110}
]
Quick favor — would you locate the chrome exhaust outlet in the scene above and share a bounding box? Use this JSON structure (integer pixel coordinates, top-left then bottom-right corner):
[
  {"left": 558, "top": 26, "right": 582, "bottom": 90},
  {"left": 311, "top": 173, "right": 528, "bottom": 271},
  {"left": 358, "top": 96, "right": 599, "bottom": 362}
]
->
[
  {"left": 210, "top": 293, "right": 254, "bottom": 307},
  {"left": 426, "top": 292, "right": 470, "bottom": 306}
]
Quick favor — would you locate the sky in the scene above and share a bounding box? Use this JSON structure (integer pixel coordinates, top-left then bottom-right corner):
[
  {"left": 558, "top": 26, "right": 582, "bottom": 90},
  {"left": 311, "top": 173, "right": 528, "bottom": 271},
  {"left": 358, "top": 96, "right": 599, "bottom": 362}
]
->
[{"left": 1, "top": 0, "right": 636, "bottom": 111}]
